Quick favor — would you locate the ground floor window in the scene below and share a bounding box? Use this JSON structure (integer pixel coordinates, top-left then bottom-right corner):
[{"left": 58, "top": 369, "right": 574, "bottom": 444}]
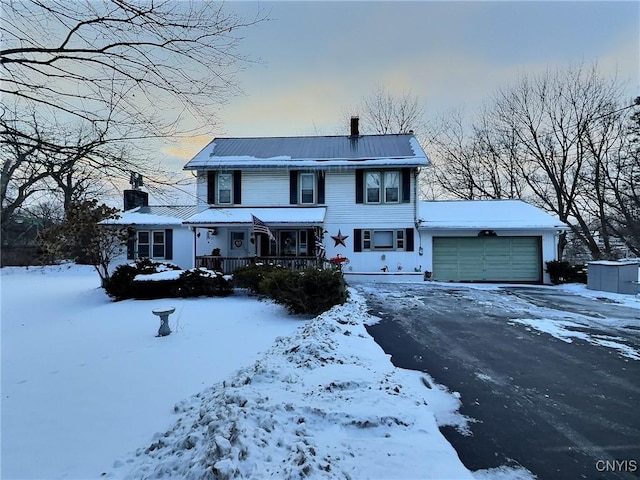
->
[
  {"left": 255, "top": 228, "right": 316, "bottom": 257},
  {"left": 355, "top": 228, "right": 413, "bottom": 252},
  {"left": 137, "top": 230, "right": 165, "bottom": 258},
  {"left": 230, "top": 231, "right": 246, "bottom": 251}
]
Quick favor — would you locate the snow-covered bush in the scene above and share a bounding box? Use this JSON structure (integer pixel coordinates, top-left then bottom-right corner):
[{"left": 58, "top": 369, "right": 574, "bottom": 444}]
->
[
  {"left": 176, "top": 268, "right": 233, "bottom": 298},
  {"left": 105, "top": 259, "right": 181, "bottom": 300}
]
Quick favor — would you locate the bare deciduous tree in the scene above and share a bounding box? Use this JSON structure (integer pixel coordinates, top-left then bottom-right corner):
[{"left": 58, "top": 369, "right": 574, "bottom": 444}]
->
[
  {"left": 431, "top": 65, "right": 636, "bottom": 260},
  {"left": 1, "top": 0, "right": 264, "bottom": 241},
  {"left": 1, "top": 0, "right": 265, "bottom": 140}
]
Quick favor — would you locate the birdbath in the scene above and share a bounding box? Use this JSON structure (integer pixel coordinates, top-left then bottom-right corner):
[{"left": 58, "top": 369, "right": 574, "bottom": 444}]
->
[{"left": 152, "top": 306, "right": 175, "bottom": 337}]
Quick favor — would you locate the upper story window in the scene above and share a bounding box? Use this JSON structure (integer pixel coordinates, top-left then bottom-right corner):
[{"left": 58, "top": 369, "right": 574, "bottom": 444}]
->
[
  {"left": 207, "top": 171, "right": 241, "bottom": 205},
  {"left": 366, "top": 172, "right": 381, "bottom": 203},
  {"left": 384, "top": 171, "right": 400, "bottom": 202},
  {"left": 300, "top": 173, "right": 316, "bottom": 204},
  {"left": 290, "top": 170, "right": 325, "bottom": 205},
  {"left": 217, "top": 173, "right": 232, "bottom": 204},
  {"left": 365, "top": 170, "right": 400, "bottom": 204}
]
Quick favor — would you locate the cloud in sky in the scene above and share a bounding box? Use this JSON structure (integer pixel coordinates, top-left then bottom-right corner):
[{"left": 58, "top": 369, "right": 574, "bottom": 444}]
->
[{"left": 164, "top": 0, "right": 639, "bottom": 162}]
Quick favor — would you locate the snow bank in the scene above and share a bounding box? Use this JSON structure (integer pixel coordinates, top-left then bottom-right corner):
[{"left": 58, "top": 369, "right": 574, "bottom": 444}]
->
[{"left": 108, "top": 290, "right": 473, "bottom": 479}]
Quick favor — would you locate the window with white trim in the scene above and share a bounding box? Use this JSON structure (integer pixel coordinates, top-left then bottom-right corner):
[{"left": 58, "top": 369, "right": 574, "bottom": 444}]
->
[
  {"left": 366, "top": 172, "right": 381, "bottom": 203},
  {"left": 299, "top": 172, "right": 316, "bottom": 204},
  {"left": 362, "top": 229, "right": 405, "bottom": 251},
  {"left": 365, "top": 170, "right": 400, "bottom": 204},
  {"left": 384, "top": 171, "right": 400, "bottom": 202},
  {"left": 217, "top": 173, "right": 232, "bottom": 204},
  {"left": 137, "top": 230, "right": 165, "bottom": 258}
]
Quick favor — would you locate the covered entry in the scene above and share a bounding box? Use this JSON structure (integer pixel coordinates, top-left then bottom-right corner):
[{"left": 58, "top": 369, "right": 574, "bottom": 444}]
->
[{"left": 432, "top": 236, "right": 542, "bottom": 282}]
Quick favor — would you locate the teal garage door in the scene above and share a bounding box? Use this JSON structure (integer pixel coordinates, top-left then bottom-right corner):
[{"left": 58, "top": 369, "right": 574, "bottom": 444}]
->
[{"left": 432, "top": 236, "right": 542, "bottom": 282}]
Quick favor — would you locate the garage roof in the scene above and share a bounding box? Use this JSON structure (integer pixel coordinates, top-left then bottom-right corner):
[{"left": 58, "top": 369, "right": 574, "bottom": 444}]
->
[{"left": 418, "top": 200, "right": 569, "bottom": 230}]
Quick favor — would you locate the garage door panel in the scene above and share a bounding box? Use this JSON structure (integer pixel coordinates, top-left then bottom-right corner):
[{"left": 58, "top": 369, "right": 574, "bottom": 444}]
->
[{"left": 433, "top": 236, "right": 541, "bottom": 283}]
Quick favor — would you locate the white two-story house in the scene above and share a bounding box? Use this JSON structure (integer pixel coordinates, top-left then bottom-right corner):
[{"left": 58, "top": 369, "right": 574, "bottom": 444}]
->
[
  {"left": 111, "top": 118, "right": 567, "bottom": 283},
  {"left": 181, "top": 117, "right": 429, "bottom": 277}
]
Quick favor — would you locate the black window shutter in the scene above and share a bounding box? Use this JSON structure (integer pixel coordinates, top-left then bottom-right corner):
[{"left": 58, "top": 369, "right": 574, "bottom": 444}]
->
[
  {"left": 353, "top": 229, "right": 362, "bottom": 252},
  {"left": 233, "top": 170, "right": 242, "bottom": 205},
  {"left": 165, "top": 229, "right": 173, "bottom": 260},
  {"left": 317, "top": 171, "right": 325, "bottom": 204},
  {"left": 290, "top": 170, "right": 298, "bottom": 204},
  {"left": 207, "top": 171, "right": 216, "bottom": 204},
  {"left": 405, "top": 228, "right": 414, "bottom": 252},
  {"left": 355, "top": 170, "right": 364, "bottom": 204},
  {"left": 127, "top": 236, "right": 135, "bottom": 259},
  {"left": 402, "top": 168, "right": 411, "bottom": 203}
]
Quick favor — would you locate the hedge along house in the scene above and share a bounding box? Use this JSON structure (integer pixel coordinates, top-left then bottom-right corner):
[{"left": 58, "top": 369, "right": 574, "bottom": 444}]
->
[
  {"left": 418, "top": 200, "right": 569, "bottom": 284},
  {"left": 182, "top": 118, "right": 430, "bottom": 278}
]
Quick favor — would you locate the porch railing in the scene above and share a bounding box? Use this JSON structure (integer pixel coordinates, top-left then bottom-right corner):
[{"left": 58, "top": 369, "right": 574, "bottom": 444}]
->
[{"left": 195, "top": 256, "right": 334, "bottom": 275}]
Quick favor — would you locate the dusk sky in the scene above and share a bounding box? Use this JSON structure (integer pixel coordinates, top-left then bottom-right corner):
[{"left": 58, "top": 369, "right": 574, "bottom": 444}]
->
[{"left": 164, "top": 1, "right": 639, "bottom": 166}]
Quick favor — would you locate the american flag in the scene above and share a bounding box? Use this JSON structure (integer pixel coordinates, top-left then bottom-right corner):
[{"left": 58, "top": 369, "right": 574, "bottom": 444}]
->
[
  {"left": 251, "top": 215, "right": 276, "bottom": 242},
  {"left": 315, "top": 230, "right": 326, "bottom": 258}
]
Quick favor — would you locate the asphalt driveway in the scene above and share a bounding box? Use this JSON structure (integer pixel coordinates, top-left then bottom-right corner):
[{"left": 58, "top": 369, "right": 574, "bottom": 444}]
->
[{"left": 357, "top": 283, "right": 640, "bottom": 480}]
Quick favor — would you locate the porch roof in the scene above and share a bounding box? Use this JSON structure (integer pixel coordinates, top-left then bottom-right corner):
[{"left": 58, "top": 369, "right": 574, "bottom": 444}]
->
[{"left": 183, "top": 207, "right": 326, "bottom": 226}]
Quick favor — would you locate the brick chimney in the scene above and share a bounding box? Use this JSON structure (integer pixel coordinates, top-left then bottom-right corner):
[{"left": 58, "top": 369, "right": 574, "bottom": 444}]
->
[
  {"left": 350, "top": 116, "right": 359, "bottom": 137},
  {"left": 123, "top": 189, "right": 149, "bottom": 211}
]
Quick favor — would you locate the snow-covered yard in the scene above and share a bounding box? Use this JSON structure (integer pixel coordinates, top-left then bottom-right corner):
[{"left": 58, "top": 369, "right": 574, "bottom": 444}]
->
[
  {"left": 4, "top": 265, "right": 636, "bottom": 479},
  {"left": 1, "top": 265, "right": 477, "bottom": 479}
]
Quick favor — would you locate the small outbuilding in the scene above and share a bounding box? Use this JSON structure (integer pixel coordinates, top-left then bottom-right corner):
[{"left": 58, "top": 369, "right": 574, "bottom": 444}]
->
[{"left": 587, "top": 260, "right": 640, "bottom": 295}]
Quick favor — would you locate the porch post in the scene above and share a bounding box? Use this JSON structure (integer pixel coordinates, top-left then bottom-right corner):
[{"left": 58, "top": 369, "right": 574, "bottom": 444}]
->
[{"left": 191, "top": 226, "right": 197, "bottom": 268}]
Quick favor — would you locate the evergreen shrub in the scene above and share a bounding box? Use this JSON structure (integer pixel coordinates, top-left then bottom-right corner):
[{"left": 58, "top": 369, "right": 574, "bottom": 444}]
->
[
  {"left": 545, "top": 260, "right": 587, "bottom": 284},
  {"left": 233, "top": 263, "right": 283, "bottom": 294},
  {"left": 259, "top": 267, "right": 347, "bottom": 315}
]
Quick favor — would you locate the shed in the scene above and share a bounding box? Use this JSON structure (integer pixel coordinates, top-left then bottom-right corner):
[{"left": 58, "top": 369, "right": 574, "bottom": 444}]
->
[{"left": 587, "top": 260, "right": 640, "bottom": 295}]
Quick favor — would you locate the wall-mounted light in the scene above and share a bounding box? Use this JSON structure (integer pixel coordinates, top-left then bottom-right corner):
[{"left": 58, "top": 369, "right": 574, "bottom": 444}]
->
[{"left": 419, "top": 246, "right": 424, "bottom": 256}]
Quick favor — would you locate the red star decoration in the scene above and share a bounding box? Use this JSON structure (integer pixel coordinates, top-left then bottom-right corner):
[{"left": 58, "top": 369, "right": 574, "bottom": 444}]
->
[{"left": 331, "top": 229, "right": 349, "bottom": 247}]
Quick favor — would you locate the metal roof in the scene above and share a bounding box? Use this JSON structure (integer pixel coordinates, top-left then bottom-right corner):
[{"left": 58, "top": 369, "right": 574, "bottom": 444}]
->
[
  {"left": 136, "top": 205, "right": 197, "bottom": 220},
  {"left": 184, "top": 134, "right": 429, "bottom": 170},
  {"left": 103, "top": 205, "right": 197, "bottom": 226}
]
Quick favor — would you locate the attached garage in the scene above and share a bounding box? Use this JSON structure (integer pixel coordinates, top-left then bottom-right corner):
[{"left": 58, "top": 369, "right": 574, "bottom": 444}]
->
[
  {"left": 419, "top": 200, "right": 569, "bottom": 285},
  {"left": 432, "top": 236, "right": 542, "bottom": 282}
]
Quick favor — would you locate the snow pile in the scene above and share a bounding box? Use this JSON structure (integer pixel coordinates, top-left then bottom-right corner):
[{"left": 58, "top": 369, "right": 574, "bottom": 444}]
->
[{"left": 109, "top": 290, "right": 472, "bottom": 479}]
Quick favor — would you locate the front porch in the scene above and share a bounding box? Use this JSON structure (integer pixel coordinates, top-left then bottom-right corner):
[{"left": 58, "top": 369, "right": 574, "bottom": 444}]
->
[{"left": 196, "top": 255, "right": 333, "bottom": 275}]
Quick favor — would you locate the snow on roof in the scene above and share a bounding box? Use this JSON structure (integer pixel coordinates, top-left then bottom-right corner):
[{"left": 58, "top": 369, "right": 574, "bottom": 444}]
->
[
  {"left": 418, "top": 200, "right": 568, "bottom": 230},
  {"left": 102, "top": 205, "right": 197, "bottom": 226},
  {"left": 184, "top": 134, "right": 429, "bottom": 170},
  {"left": 588, "top": 260, "right": 640, "bottom": 266},
  {"left": 184, "top": 207, "right": 327, "bottom": 226}
]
